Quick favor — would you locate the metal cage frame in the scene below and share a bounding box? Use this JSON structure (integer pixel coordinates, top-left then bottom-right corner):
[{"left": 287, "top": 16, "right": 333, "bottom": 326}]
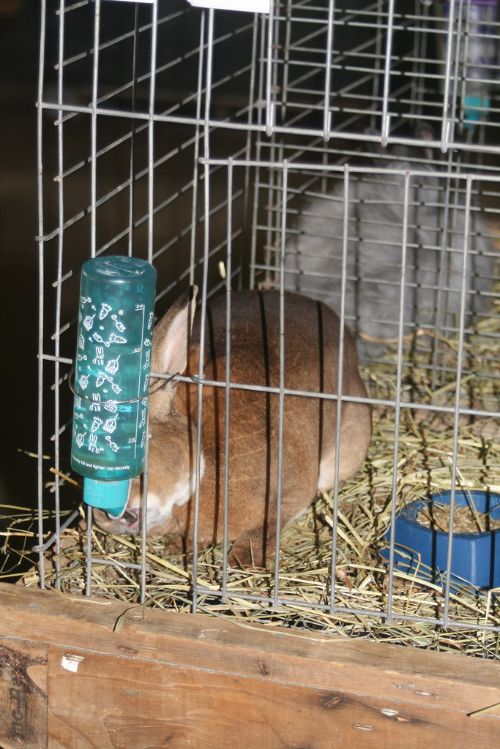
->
[{"left": 35, "top": 0, "right": 500, "bottom": 647}]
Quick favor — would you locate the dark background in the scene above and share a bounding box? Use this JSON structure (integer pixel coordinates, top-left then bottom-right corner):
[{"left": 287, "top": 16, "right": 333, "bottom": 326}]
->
[
  {"left": 0, "top": 3, "right": 38, "bottom": 506},
  {"left": 0, "top": 0, "right": 383, "bottom": 508}
]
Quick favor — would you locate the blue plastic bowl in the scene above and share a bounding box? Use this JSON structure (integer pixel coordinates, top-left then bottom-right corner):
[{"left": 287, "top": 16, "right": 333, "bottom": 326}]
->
[{"left": 380, "top": 491, "right": 500, "bottom": 590}]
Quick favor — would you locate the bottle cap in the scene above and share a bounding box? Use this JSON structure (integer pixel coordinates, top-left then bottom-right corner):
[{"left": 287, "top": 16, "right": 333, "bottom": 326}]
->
[{"left": 84, "top": 477, "right": 131, "bottom": 517}]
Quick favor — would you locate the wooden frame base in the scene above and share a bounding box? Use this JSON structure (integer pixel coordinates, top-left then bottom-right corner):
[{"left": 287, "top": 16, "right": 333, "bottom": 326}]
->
[{"left": 0, "top": 582, "right": 498, "bottom": 748}]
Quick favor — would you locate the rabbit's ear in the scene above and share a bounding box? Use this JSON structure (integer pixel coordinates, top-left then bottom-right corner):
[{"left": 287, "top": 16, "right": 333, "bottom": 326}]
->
[
  {"left": 363, "top": 128, "right": 384, "bottom": 155},
  {"left": 416, "top": 121, "right": 435, "bottom": 161},
  {"left": 152, "top": 286, "right": 198, "bottom": 376},
  {"left": 362, "top": 128, "right": 397, "bottom": 166}
]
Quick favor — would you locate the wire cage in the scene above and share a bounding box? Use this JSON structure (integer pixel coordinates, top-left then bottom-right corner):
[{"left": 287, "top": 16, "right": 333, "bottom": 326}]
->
[{"left": 33, "top": 0, "right": 499, "bottom": 655}]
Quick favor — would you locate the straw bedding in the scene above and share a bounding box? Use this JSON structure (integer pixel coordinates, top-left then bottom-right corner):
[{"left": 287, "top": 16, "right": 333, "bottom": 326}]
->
[{"left": 2, "top": 293, "right": 499, "bottom": 660}]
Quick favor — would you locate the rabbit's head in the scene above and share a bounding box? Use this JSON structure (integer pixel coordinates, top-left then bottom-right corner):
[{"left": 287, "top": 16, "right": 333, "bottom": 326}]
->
[
  {"left": 93, "top": 287, "right": 199, "bottom": 537},
  {"left": 148, "top": 285, "right": 198, "bottom": 421},
  {"left": 365, "top": 121, "right": 436, "bottom": 167}
]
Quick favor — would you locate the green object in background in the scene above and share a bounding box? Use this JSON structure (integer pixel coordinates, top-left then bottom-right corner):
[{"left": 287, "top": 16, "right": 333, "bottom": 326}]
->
[
  {"left": 463, "top": 95, "right": 491, "bottom": 129},
  {"left": 71, "top": 256, "right": 157, "bottom": 516},
  {"left": 438, "top": 1, "right": 498, "bottom": 129}
]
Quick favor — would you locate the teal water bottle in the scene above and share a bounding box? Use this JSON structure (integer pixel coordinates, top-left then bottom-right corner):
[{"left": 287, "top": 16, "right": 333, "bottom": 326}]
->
[{"left": 71, "top": 256, "right": 157, "bottom": 516}]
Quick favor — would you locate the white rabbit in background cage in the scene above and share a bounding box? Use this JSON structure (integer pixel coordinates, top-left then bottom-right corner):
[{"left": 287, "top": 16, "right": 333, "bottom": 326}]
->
[
  {"left": 284, "top": 124, "right": 495, "bottom": 360},
  {"left": 94, "top": 287, "right": 372, "bottom": 566}
]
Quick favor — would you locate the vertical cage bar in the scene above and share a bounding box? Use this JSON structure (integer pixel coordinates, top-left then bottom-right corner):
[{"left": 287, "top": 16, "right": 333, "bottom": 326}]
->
[
  {"left": 53, "top": 0, "right": 70, "bottom": 593},
  {"left": 459, "top": 0, "right": 472, "bottom": 129},
  {"left": 409, "top": 1, "right": 429, "bottom": 120},
  {"left": 147, "top": 0, "right": 158, "bottom": 266},
  {"left": 249, "top": 17, "right": 264, "bottom": 289},
  {"left": 241, "top": 13, "right": 260, "bottom": 289},
  {"left": 272, "top": 159, "right": 288, "bottom": 606},
  {"left": 448, "top": 0, "right": 465, "bottom": 146},
  {"left": 380, "top": 0, "right": 396, "bottom": 145},
  {"left": 280, "top": 0, "right": 292, "bottom": 126},
  {"left": 85, "top": 504, "right": 93, "bottom": 596},
  {"left": 329, "top": 164, "right": 349, "bottom": 614},
  {"left": 442, "top": 176, "right": 472, "bottom": 625},
  {"left": 266, "top": 8, "right": 282, "bottom": 285},
  {"left": 322, "top": 0, "right": 335, "bottom": 141},
  {"left": 250, "top": 16, "right": 267, "bottom": 289},
  {"left": 222, "top": 158, "right": 233, "bottom": 601},
  {"left": 370, "top": 0, "right": 383, "bottom": 130},
  {"left": 140, "top": 415, "right": 150, "bottom": 605},
  {"left": 36, "top": 0, "right": 47, "bottom": 589},
  {"left": 431, "top": 0, "right": 465, "bottom": 388},
  {"left": 440, "top": 0, "right": 456, "bottom": 152},
  {"left": 90, "top": 0, "right": 101, "bottom": 260},
  {"left": 85, "top": 0, "right": 102, "bottom": 596},
  {"left": 192, "top": 7, "right": 215, "bottom": 614},
  {"left": 140, "top": 0, "right": 159, "bottom": 605},
  {"left": 264, "top": 10, "right": 278, "bottom": 286},
  {"left": 385, "top": 171, "right": 411, "bottom": 623},
  {"left": 127, "top": 5, "right": 140, "bottom": 258},
  {"left": 265, "top": 160, "right": 277, "bottom": 286},
  {"left": 189, "top": 10, "right": 206, "bottom": 286},
  {"left": 265, "top": 0, "right": 275, "bottom": 136}
]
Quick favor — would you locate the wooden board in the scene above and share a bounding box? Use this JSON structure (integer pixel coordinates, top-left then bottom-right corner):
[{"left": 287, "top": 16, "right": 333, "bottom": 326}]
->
[
  {"left": 0, "top": 582, "right": 499, "bottom": 748},
  {"left": 0, "top": 638, "right": 47, "bottom": 749}
]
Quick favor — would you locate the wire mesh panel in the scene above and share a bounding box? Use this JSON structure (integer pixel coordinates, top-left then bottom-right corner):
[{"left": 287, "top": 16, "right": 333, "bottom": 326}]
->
[
  {"left": 35, "top": 0, "right": 499, "bottom": 655},
  {"left": 255, "top": 160, "right": 498, "bottom": 355},
  {"left": 40, "top": 2, "right": 500, "bottom": 150},
  {"left": 262, "top": 0, "right": 500, "bottom": 151}
]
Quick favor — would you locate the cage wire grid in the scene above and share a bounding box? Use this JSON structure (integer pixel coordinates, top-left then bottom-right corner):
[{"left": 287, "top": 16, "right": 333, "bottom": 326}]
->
[{"left": 30, "top": 0, "right": 500, "bottom": 646}]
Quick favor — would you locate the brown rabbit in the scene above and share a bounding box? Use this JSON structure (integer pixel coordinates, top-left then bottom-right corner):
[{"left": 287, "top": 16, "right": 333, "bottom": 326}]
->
[{"left": 94, "top": 288, "right": 371, "bottom": 565}]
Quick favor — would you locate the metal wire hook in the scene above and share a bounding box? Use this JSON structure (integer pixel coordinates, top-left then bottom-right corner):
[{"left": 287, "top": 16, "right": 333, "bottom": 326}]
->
[{"left": 68, "top": 365, "right": 181, "bottom": 406}]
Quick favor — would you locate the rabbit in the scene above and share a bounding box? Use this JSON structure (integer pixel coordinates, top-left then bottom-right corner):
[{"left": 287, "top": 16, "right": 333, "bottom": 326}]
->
[
  {"left": 284, "top": 124, "right": 495, "bottom": 359},
  {"left": 94, "top": 287, "right": 371, "bottom": 566}
]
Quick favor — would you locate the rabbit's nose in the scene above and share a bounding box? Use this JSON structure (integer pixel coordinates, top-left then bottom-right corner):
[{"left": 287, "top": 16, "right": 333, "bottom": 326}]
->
[
  {"left": 123, "top": 508, "right": 139, "bottom": 524},
  {"left": 121, "top": 507, "right": 140, "bottom": 532}
]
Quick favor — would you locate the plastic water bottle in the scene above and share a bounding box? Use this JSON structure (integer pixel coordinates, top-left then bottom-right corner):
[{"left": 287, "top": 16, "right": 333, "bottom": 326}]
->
[{"left": 71, "top": 256, "right": 157, "bottom": 516}]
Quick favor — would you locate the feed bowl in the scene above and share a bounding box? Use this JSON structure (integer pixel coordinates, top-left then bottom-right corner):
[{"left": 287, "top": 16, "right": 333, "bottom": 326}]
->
[{"left": 380, "top": 490, "right": 500, "bottom": 590}]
